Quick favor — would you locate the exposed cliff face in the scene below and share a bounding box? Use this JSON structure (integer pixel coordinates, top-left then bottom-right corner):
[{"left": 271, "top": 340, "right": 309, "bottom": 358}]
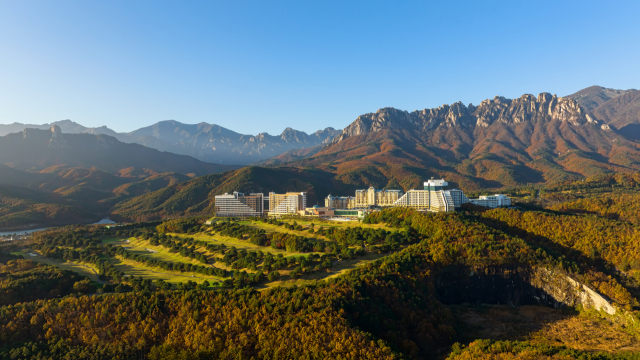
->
[
  {"left": 436, "top": 266, "right": 616, "bottom": 315},
  {"left": 333, "top": 93, "right": 605, "bottom": 144}
]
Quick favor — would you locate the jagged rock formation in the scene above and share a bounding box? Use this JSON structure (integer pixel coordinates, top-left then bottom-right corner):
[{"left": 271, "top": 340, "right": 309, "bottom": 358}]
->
[
  {"left": 333, "top": 93, "right": 606, "bottom": 143},
  {"left": 275, "top": 91, "right": 640, "bottom": 190}
]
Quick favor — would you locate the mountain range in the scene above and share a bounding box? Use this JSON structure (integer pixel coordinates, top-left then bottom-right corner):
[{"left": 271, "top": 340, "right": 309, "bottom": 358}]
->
[
  {"left": 0, "top": 126, "right": 238, "bottom": 230},
  {"left": 109, "top": 87, "right": 640, "bottom": 222},
  {"left": 2, "top": 85, "right": 640, "bottom": 228},
  {"left": 0, "top": 120, "right": 341, "bottom": 165}
]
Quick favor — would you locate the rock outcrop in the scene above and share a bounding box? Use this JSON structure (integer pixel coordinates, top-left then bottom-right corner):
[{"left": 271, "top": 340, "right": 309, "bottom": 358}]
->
[{"left": 48, "top": 125, "right": 68, "bottom": 149}]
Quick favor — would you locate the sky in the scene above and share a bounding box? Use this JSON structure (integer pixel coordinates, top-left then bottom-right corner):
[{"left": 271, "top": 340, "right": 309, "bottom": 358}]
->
[{"left": 0, "top": 1, "right": 639, "bottom": 135}]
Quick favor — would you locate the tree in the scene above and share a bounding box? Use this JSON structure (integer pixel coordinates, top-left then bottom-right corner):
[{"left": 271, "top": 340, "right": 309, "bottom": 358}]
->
[
  {"left": 267, "top": 271, "right": 280, "bottom": 281},
  {"left": 72, "top": 279, "right": 96, "bottom": 294}
]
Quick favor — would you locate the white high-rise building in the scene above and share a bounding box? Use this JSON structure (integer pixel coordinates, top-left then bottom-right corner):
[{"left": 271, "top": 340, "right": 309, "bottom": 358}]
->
[
  {"left": 390, "top": 178, "right": 470, "bottom": 212},
  {"left": 393, "top": 189, "right": 455, "bottom": 212}
]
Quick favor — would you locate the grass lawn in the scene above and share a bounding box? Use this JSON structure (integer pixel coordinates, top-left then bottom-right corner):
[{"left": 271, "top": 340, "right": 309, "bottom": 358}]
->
[{"left": 13, "top": 250, "right": 101, "bottom": 282}]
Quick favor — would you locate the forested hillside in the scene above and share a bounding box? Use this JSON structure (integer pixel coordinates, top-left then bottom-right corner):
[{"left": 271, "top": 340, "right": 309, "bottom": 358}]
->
[{"left": 2, "top": 204, "right": 640, "bottom": 359}]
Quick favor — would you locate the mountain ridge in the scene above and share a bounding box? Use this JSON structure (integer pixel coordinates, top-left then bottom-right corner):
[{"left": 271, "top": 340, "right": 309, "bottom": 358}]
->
[
  {"left": 0, "top": 120, "right": 342, "bottom": 165},
  {"left": 565, "top": 85, "right": 637, "bottom": 111}
]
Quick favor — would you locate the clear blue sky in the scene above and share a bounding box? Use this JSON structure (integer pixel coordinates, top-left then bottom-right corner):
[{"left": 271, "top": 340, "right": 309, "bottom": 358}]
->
[{"left": 0, "top": 1, "right": 639, "bottom": 134}]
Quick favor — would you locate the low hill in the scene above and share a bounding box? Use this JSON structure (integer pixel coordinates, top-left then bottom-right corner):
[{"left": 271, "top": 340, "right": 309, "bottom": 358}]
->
[{"left": 111, "top": 166, "right": 353, "bottom": 222}]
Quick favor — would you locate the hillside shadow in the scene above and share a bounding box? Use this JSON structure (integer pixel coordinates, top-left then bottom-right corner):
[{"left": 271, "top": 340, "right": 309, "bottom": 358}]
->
[
  {"left": 618, "top": 124, "right": 640, "bottom": 142},
  {"left": 449, "top": 303, "right": 577, "bottom": 344},
  {"left": 474, "top": 214, "right": 640, "bottom": 304}
]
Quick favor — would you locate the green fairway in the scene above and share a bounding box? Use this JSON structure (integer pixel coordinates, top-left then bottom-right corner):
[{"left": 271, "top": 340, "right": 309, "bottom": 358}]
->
[
  {"left": 101, "top": 237, "right": 127, "bottom": 244},
  {"left": 170, "top": 232, "right": 318, "bottom": 257},
  {"left": 121, "top": 237, "right": 214, "bottom": 265},
  {"left": 14, "top": 251, "right": 101, "bottom": 282},
  {"left": 109, "top": 255, "right": 224, "bottom": 284},
  {"left": 260, "top": 251, "right": 392, "bottom": 288}
]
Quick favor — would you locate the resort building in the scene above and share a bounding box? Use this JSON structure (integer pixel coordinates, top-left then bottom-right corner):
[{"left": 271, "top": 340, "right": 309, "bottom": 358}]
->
[
  {"left": 354, "top": 187, "right": 403, "bottom": 207},
  {"left": 214, "top": 192, "right": 264, "bottom": 217},
  {"left": 393, "top": 188, "right": 455, "bottom": 212},
  {"left": 469, "top": 194, "right": 511, "bottom": 208},
  {"left": 269, "top": 192, "right": 307, "bottom": 216},
  {"left": 391, "top": 178, "right": 465, "bottom": 213},
  {"left": 325, "top": 195, "right": 356, "bottom": 209}
]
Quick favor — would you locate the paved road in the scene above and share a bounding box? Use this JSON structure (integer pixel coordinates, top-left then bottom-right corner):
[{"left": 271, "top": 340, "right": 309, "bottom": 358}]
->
[{"left": 82, "top": 265, "right": 106, "bottom": 284}]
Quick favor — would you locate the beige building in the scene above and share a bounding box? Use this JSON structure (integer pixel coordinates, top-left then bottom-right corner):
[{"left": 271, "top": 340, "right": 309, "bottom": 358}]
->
[
  {"left": 298, "top": 206, "right": 335, "bottom": 217},
  {"left": 325, "top": 195, "right": 356, "bottom": 209},
  {"left": 269, "top": 192, "right": 307, "bottom": 215},
  {"left": 354, "top": 187, "right": 403, "bottom": 207}
]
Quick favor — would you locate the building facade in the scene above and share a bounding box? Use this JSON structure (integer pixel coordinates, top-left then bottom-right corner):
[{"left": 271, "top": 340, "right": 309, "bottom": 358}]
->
[
  {"left": 214, "top": 192, "right": 264, "bottom": 217},
  {"left": 269, "top": 192, "right": 307, "bottom": 215},
  {"left": 325, "top": 195, "right": 356, "bottom": 209},
  {"left": 469, "top": 194, "right": 511, "bottom": 208},
  {"left": 444, "top": 189, "right": 469, "bottom": 208},
  {"left": 354, "top": 187, "right": 403, "bottom": 207},
  {"left": 393, "top": 189, "right": 455, "bottom": 212}
]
